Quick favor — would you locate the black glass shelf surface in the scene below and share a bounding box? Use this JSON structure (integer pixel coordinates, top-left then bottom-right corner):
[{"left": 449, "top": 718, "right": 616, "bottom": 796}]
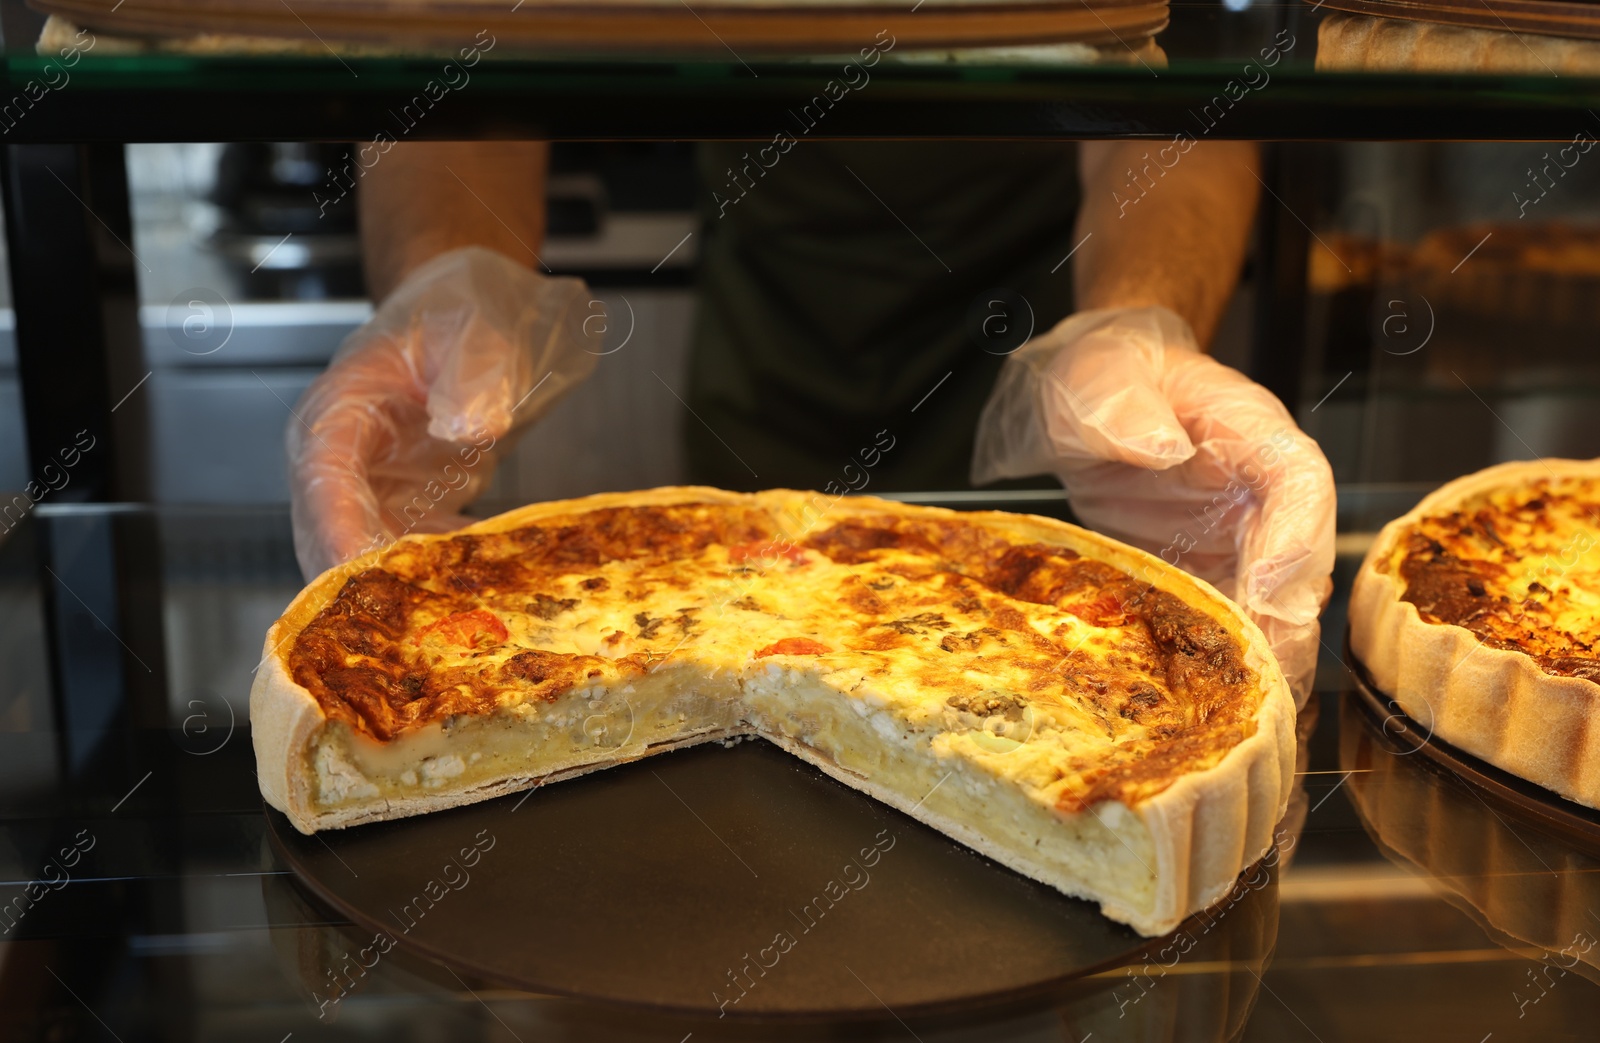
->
[
  {"left": 5, "top": 3, "right": 1600, "bottom": 140},
  {"left": 1, "top": 497, "right": 1598, "bottom": 1041}
]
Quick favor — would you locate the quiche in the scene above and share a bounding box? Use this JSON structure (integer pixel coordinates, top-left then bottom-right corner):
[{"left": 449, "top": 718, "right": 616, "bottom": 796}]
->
[
  {"left": 251, "top": 487, "right": 1294, "bottom": 937},
  {"left": 1350, "top": 460, "right": 1600, "bottom": 808}
]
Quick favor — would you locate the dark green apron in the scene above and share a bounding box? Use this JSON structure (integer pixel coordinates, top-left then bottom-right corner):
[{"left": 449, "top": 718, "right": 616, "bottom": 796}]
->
[{"left": 687, "top": 141, "right": 1082, "bottom": 493}]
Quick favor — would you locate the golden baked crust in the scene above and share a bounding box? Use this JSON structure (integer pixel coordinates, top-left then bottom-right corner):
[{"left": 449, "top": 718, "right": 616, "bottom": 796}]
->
[
  {"left": 1351, "top": 461, "right": 1600, "bottom": 809},
  {"left": 252, "top": 487, "right": 1295, "bottom": 936},
  {"left": 1316, "top": 12, "right": 1600, "bottom": 76}
]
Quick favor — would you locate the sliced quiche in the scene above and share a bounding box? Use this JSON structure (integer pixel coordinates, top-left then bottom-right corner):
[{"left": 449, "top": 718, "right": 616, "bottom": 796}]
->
[{"left": 252, "top": 487, "right": 1294, "bottom": 936}]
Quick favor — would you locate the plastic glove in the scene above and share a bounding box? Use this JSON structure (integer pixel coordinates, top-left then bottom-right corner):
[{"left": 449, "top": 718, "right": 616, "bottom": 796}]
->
[
  {"left": 972, "top": 305, "right": 1335, "bottom": 705},
  {"left": 288, "top": 246, "right": 601, "bottom": 580}
]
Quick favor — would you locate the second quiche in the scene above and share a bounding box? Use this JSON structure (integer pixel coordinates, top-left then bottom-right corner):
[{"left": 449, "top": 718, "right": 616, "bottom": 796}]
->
[{"left": 1350, "top": 459, "right": 1600, "bottom": 809}]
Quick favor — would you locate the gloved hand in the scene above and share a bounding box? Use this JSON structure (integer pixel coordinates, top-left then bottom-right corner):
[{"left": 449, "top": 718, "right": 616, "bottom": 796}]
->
[
  {"left": 972, "top": 305, "right": 1335, "bottom": 705},
  {"left": 288, "top": 246, "right": 601, "bottom": 580}
]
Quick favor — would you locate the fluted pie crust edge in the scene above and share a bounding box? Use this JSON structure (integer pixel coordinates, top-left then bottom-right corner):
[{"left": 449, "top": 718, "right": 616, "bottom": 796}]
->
[{"left": 251, "top": 487, "right": 1295, "bottom": 936}]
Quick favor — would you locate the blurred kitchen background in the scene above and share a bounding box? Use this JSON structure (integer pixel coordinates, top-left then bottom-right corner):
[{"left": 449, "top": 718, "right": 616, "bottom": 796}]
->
[
  {"left": 5, "top": 142, "right": 1600, "bottom": 504},
  {"left": 4, "top": 140, "right": 1600, "bottom": 735}
]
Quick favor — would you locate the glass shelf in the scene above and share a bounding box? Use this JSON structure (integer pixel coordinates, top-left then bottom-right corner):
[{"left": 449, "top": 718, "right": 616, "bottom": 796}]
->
[
  {"left": 1, "top": 497, "right": 1597, "bottom": 1041},
  {"left": 6, "top": 3, "right": 1600, "bottom": 140}
]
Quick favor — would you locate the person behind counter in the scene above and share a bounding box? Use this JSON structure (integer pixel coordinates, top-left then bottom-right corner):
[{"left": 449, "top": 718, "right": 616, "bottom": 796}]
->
[{"left": 284, "top": 140, "right": 1335, "bottom": 701}]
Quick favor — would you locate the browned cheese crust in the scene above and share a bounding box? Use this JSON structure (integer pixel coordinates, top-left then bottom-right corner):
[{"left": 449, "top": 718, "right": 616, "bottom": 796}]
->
[{"left": 1394, "top": 477, "right": 1600, "bottom": 682}]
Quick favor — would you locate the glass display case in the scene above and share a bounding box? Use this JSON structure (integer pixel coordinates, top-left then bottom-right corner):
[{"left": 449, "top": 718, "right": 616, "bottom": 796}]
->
[{"left": 3, "top": 1, "right": 1600, "bottom": 1039}]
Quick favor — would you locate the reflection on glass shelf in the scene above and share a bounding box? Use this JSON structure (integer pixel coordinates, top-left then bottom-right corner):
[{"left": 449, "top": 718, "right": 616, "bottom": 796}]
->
[
  {"left": 1341, "top": 696, "right": 1600, "bottom": 988},
  {"left": 1, "top": 499, "right": 1598, "bottom": 1040}
]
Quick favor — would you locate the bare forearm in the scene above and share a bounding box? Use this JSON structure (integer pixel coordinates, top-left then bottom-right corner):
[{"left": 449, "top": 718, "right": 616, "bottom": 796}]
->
[
  {"left": 359, "top": 141, "right": 549, "bottom": 301},
  {"left": 1073, "top": 141, "right": 1260, "bottom": 349}
]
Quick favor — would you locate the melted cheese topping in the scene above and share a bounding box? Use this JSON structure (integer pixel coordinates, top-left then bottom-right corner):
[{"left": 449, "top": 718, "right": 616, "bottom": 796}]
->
[
  {"left": 288, "top": 503, "right": 1260, "bottom": 817},
  {"left": 1392, "top": 475, "right": 1600, "bottom": 680}
]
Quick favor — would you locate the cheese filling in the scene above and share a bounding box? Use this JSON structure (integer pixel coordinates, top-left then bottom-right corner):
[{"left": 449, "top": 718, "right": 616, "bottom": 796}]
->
[
  {"left": 321, "top": 665, "right": 744, "bottom": 802},
  {"left": 310, "top": 660, "right": 1159, "bottom": 912}
]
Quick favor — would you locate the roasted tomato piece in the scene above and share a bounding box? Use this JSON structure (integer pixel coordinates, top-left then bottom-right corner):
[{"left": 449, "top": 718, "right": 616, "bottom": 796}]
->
[
  {"left": 1065, "top": 594, "right": 1130, "bottom": 628},
  {"left": 754, "top": 637, "right": 832, "bottom": 658},
  {"left": 414, "top": 609, "right": 508, "bottom": 649},
  {"left": 728, "top": 539, "right": 809, "bottom": 566}
]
